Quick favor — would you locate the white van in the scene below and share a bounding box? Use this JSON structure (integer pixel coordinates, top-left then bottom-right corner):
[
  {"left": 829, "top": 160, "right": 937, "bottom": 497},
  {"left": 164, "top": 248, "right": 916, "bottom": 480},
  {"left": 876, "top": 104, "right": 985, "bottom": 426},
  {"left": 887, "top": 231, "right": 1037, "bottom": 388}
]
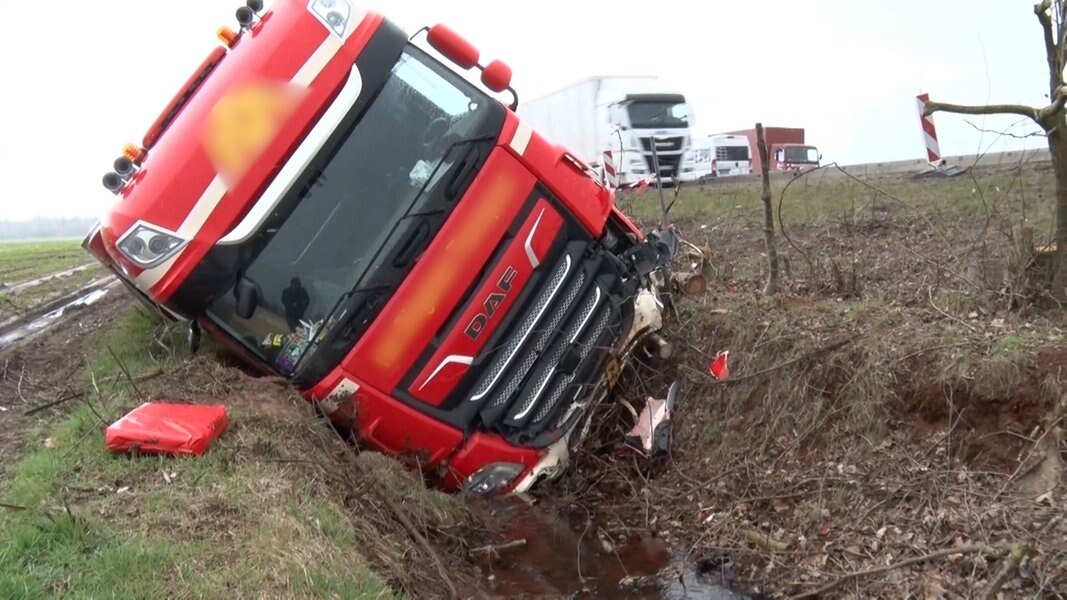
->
[{"left": 682, "top": 134, "right": 752, "bottom": 181}]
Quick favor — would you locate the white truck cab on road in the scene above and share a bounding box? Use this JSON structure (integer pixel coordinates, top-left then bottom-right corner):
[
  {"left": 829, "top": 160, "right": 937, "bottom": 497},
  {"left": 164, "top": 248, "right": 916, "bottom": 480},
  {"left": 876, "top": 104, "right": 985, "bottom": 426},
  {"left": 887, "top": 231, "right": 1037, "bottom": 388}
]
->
[{"left": 518, "top": 76, "right": 693, "bottom": 186}]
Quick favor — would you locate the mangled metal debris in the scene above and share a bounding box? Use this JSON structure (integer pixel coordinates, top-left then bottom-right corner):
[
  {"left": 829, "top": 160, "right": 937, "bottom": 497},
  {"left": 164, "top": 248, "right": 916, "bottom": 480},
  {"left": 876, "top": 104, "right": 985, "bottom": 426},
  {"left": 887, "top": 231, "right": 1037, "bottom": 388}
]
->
[{"left": 624, "top": 380, "right": 682, "bottom": 456}]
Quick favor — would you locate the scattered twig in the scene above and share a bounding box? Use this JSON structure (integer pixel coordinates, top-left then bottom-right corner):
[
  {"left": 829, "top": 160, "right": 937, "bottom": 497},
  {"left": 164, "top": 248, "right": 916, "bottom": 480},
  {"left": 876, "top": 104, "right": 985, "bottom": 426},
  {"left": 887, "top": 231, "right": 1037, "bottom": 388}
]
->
[
  {"left": 742, "top": 528, "right": 789, "bottom": 552},
  {"left": 984, "top": 543, "right": 1028, "bottom": 599},
  {"left": 21, "top": 368, "right": 162, "bottom": 416},
  {"left": 468, "top": 538, "right": 527, "bottom": 557},
  {"left": 927, "top": 286, "right": 979, "bottom": 331},
  {"left": 996, "top": 416, "right": 1065, "bottom": 498},
  {"left": 23, "top": 391, "right": 86, "bottom": 416},
  {"left": 105, "top": 345, "right": 146, "bottom": 402},
  {"left": 789, "top": 545, "right": 1002, "bottom": 599},
  {"left": 0, "top": 502, "right": 27, "bottom": 511},
  {"left": 330, "top": 433, "right": 460, "bottom": 599},
  {"left": 16, "top": 367, "right": 27, "bottom": 403},
  {"left": 711, "top": 337, "right": 855, "bottom": 386},
  {"left": 60, "top": 424, "right": 100, "bottom": 461}
]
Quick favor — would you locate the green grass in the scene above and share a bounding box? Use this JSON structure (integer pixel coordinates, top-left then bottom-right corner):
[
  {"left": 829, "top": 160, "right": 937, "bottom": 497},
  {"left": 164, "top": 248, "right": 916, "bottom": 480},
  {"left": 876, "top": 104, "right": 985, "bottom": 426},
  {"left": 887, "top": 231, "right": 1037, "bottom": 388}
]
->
[
  {"left": 0, "top": 240, "right": 94, "bottom": 287},
  {"left": 0, "top": 311, "right": 395, "bottom": 599},
  {"left": 0, "top": 265, "right": 106, "bottom": 316},
  {"left": 619, "top": 167, "right": 1056, "bottom": 235}
]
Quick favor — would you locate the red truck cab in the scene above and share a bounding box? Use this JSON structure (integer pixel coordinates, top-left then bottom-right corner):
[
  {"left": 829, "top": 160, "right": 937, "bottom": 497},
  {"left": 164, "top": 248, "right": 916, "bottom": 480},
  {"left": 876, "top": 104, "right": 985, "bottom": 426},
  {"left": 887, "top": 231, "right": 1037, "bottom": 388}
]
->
[
  {"left": 724, "top": 127, "right": 820, "bottom": 172},
  {"left": 771, "top": 143, "right": 821, "bottom": 171},
  {"left": 84, "top": 0, "right": 671, "bottom": 494}
]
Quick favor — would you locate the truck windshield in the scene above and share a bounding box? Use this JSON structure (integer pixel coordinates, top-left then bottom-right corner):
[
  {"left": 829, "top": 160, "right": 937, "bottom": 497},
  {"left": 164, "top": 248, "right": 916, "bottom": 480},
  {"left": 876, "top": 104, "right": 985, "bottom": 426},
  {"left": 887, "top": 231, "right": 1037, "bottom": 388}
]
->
[
  {"left": 716, "top": 146, "right": 750, "bottom": 162},
  {"left": 783, "top": 146, "right": 819, "bottom": 164},
  {"left": 206, "top": 46, "right": 493, "bottom": 374},
  {"left": 628, "top": 101, "right": 689, "bottom": 129}
]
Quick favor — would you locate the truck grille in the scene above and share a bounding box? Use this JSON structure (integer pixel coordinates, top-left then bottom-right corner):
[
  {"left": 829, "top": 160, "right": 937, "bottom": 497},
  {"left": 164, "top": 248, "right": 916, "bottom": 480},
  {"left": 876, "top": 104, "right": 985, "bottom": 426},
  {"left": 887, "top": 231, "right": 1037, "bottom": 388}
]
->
[
  {"left": 636, "top": 136, "right": 684, "bottom": 180},
  {"left": 472, "top": 243, "right": 620, "bottom": 441},
  {"left": 469, "top": 255, "right": 575, "bottom": 404},
  {"left": 648, "top": 153, "right": 682, "bottom": 179},
  {"left": 638, "top": 136, "right": 685, "bottom": 153}
]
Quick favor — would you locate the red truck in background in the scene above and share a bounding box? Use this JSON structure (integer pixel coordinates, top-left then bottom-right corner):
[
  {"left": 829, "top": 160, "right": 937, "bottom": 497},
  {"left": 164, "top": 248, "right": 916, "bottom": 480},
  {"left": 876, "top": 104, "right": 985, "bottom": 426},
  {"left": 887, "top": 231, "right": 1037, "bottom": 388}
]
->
[
  {"left": 83, "top": 0, "right": 676, "bottom": 495},
  {"left": 724, "top": 127, "right": 820, "bottom": 172}
]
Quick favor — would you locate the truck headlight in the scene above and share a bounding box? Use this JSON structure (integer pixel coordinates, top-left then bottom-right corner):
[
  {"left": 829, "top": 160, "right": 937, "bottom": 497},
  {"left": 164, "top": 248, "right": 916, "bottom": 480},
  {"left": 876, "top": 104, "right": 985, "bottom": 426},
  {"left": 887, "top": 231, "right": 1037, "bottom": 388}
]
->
[
  {"left": 116, "top": 222, "right": 186, "bottom": 268},
  {"left": 308, "top": 0, "right": 353, "bottom": 38},
  {"left": 461, "top": 462, "right": 525, "bottom": 495}
]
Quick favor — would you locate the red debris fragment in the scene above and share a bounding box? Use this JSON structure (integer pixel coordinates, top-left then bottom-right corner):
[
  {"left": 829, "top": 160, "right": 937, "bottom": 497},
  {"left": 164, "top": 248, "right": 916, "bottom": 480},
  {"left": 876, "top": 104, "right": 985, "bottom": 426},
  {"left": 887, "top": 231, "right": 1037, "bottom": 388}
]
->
[
  {"left": 105, "top": 402, "right": 229, "bottom": 456},
  {"left": 709, "top": 350, "right": 730, "bottom": 380}
]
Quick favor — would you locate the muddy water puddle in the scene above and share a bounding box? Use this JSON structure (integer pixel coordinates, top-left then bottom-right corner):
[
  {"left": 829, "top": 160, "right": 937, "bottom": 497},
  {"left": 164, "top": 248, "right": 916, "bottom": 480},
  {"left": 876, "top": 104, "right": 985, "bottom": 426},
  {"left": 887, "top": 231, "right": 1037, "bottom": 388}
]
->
[
  {"left": 0, "top": 286, "right": 111, "bottom": 351},
  {"left": 477, "top": 498, "right": 758, "bottom": 599}
]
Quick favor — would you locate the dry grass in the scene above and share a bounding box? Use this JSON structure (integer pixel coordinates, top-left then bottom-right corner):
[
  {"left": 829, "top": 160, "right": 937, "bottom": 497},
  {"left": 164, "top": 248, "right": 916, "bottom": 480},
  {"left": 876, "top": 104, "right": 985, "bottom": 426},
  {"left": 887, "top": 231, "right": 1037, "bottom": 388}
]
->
[{"left": 549, "top": 163, "right": 1067, "bottom": 597}]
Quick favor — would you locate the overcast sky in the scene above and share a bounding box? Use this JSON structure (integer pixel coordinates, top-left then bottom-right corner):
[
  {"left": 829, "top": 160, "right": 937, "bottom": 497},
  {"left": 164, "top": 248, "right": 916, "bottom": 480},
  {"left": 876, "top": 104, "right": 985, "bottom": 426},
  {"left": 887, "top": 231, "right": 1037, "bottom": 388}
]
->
[{"left": 0, "top": 1, "right": 1050, "bottom": 221}]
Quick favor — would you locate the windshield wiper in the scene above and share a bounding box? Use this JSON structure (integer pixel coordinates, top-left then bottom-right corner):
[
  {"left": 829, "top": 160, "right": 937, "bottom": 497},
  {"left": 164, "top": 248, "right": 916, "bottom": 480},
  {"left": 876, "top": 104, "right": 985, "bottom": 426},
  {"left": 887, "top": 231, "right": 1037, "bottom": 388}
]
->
[
  {"left": 290, "top": 289, "right": 353, "bottom": 375},
  {"left": 413, "top": 134, "right": 495, "bottom": 209},
  {"left": 289, "top": 135, "right": 495, "bottom": 377}
]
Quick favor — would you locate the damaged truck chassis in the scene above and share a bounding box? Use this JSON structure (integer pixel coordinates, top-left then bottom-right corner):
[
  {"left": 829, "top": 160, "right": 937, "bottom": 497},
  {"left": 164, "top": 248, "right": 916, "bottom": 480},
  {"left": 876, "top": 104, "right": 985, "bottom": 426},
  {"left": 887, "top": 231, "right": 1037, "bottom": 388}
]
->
[{"left": 84, "top": 0, "right": 674, "bottom": 494}]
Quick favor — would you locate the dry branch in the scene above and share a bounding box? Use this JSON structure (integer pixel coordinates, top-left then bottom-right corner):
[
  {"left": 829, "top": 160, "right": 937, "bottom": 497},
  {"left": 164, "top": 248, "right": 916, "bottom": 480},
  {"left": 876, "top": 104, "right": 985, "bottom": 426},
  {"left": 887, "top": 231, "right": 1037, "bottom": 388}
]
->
[
  {"left": 984, "top": 544, "right": 1029, "bottom": 600},
  {"left": 710, "top": 337, "right": 854, "bottom": 386},
  {"left": 789, "top": 545, "right": 1002, "bottom": 600},
  {"left": 672, "top": 271, "right": 707, "bottom": 295},
  {"left": 106, "top": 345, "right": 146, "bottom": 402},
  {"left": 468, "top": 538, "right": 527, "bottom": 557},
  {"left": 923, "top": 100, "right": 1041, "bottom": 124},
  {"left": 756, "top": 123, "right": 780, "bottom": 295},
  {"left": 22, "top": 368, "right": 163, "bottom": 416},
  {"left": 742, "top": 528, "right": 789, "bottom": 552},
  {"left": 331, "top": 436, "right": 461, "bottom": 599}
]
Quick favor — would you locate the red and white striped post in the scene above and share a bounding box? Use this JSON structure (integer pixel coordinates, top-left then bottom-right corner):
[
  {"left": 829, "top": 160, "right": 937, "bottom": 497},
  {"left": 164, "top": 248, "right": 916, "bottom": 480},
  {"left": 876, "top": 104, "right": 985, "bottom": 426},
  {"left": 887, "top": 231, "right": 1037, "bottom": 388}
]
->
[
  {"left": 916, "top": 93, "right": 942, "bottom": 165},
  {"left": 602, "top": 149, "right": 618, "bottom": 188}
]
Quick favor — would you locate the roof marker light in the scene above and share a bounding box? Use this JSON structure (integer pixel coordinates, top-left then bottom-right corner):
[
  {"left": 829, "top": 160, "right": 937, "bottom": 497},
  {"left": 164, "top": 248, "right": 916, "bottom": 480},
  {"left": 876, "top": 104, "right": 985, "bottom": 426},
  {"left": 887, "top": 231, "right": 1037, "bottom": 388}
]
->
[
  {"left": 102, "top": 172, "right": 124, "bottom": 194},
  {"left": 217, "top": 26, "right": 239, "bottom": 47},
  {"left": 114, "top": 156, "right": 135, "bottom": 178},
  {"left": 236, "top": 6, "right": 255, "bottom": 28},
  {"left": 122, "top": 144, "right": 146, "bottom": 164}
]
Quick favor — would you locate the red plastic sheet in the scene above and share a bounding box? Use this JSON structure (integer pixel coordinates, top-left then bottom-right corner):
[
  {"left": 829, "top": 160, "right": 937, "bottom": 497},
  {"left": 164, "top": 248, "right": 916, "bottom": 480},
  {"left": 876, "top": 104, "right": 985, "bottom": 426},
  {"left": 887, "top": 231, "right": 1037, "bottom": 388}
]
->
[{"left": 105, "top": 403, "right": 229, "bottom": 456}]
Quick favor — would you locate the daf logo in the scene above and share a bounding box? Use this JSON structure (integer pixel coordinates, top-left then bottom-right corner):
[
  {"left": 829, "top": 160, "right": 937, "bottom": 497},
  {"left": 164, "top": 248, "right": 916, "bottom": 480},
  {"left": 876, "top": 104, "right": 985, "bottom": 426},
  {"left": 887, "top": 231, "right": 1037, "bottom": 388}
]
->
[{"left": 465, "top": 267, "right": 518, "bottom": 340}]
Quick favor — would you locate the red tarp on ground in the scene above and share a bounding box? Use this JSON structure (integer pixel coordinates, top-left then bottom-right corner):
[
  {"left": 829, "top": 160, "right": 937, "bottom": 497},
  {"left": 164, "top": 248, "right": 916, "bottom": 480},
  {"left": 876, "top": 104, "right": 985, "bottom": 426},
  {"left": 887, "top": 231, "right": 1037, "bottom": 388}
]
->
[{"left": 105, "top": 402, "right": 229, "bottom": 456}]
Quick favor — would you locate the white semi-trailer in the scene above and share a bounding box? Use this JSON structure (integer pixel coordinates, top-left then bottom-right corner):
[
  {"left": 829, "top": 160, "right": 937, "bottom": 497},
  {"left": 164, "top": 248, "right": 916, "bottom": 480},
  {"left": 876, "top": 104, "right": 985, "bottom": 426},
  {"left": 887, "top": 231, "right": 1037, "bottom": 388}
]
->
[{"left": 517, "top": 76, "right": 693, "bottom": 185}]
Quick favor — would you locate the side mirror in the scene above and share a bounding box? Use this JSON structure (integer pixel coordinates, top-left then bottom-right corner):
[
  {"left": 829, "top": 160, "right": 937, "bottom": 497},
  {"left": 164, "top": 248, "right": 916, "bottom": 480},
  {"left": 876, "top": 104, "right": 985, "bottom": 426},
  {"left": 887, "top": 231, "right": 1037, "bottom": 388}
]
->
[
  {"left": 427, "top": 24, "right": 479, "bottom": 70},
  {"left": 234, "top": 276, "right": 260, "bottom": 319},
  {"left": 480, "top": 60, "right": 512, "bottom": 93}
]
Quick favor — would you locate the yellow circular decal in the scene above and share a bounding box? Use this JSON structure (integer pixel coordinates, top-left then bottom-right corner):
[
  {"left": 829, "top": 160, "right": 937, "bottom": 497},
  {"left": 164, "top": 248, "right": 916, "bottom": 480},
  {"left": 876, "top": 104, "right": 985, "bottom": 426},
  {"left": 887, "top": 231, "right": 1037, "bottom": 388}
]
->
[{"left": 204, "top": 80, "right": 304, "bottom": 184}]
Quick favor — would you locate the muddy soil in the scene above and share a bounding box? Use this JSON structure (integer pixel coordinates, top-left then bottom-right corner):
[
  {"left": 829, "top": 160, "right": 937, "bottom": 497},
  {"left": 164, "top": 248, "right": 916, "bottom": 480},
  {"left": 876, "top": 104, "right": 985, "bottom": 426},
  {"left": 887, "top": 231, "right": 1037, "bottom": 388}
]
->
[{"left": 0, "top": 288, "right": 129, "bottom": 480}]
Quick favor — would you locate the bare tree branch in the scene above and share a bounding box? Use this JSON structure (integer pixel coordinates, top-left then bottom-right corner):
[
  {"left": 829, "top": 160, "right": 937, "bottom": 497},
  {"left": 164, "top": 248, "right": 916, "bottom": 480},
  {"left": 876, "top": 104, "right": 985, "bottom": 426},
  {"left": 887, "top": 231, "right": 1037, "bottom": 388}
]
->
[
  {"left": 1035, "top": 1, "right": 1060, "bottom": 95},
  {"left": 1056, "top": 0, "right": 1067, "bottom": 86},
  {"left": 1037, "top": 86, "right": 1067, "bottom": 122},
  {"left": 963, "top": 119, "right": 1048, "bottom": 139},
  {"left": 924, "top": 100, "right": 1042, "bottom": 125}
]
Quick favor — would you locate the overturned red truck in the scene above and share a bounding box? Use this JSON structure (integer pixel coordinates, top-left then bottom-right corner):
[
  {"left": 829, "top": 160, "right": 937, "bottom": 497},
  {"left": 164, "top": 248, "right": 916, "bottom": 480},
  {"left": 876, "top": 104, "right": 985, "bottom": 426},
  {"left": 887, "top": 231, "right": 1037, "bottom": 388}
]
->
[{"left": 84, "top": 0, "right": 675, "bottom": 494}]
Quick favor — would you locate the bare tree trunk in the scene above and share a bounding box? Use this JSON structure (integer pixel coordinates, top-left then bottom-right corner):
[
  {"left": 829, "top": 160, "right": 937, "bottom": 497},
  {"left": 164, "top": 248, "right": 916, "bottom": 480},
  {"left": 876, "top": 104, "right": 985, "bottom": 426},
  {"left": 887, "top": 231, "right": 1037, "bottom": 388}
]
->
[
  {"left": 919, "top": 2, "right": 1067, "bottom": 301},
  {"left": 756, "top": 123, "right": 780, "bottom": 295},
  {"left": 1049, "top": 121, "right": 1067, "bottom": 300}
]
